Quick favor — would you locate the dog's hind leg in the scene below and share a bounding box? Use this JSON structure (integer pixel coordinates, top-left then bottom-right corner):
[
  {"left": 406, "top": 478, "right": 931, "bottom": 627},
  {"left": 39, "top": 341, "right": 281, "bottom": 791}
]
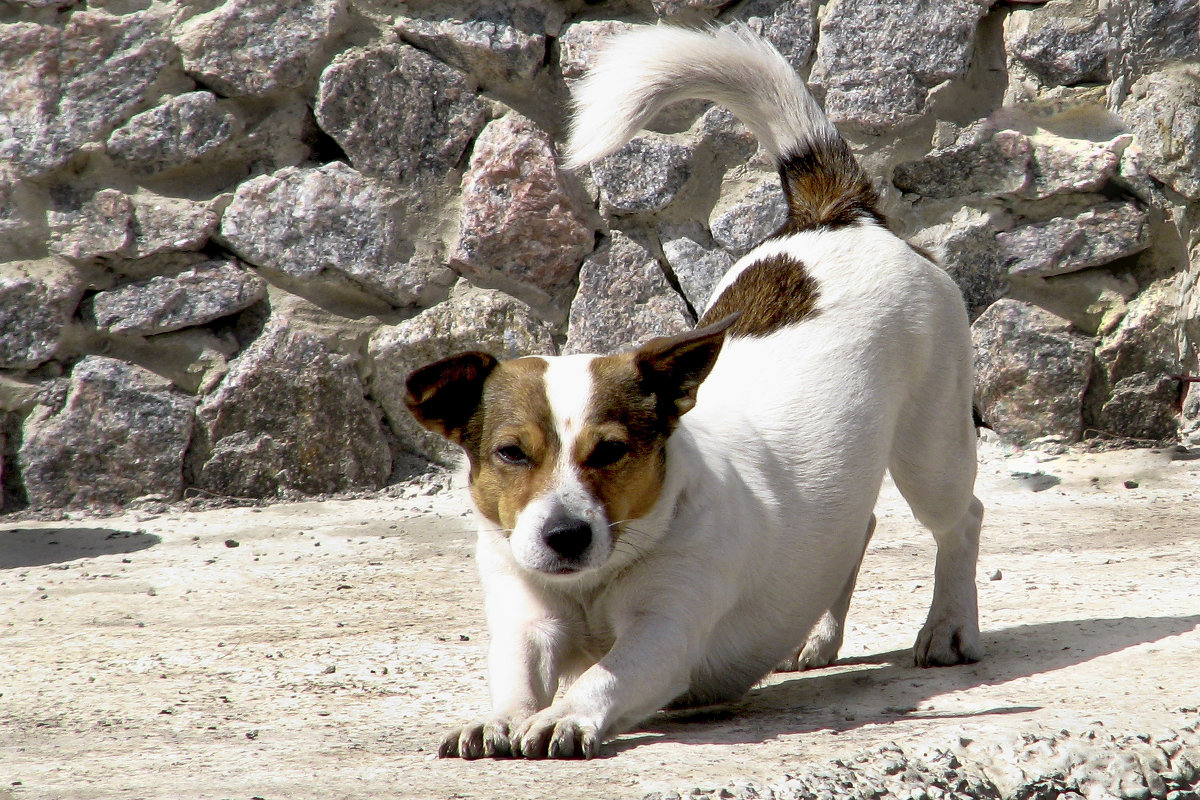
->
[
  {"left": 890, "top": 390, "right": 984, "bottom": 667},
  {"left": 777, "top": 514, "right": 875, "bottom": 671}
]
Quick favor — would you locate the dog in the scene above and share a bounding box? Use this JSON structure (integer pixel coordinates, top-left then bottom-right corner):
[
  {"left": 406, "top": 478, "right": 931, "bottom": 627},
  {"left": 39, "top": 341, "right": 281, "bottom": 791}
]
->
[{"left": 405, "top": 24, "right": 983, "bottom": 760}]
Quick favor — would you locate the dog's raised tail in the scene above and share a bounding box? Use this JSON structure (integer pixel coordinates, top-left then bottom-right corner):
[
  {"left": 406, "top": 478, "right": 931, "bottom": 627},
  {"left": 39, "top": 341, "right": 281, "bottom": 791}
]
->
[{"left": 565, "top": 24, "right": 880, "bottom": 231}]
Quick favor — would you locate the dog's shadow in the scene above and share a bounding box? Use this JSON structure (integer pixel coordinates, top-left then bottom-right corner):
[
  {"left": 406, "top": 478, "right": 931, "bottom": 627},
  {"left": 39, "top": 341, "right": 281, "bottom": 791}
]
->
[
  {"left": 0, "top": 528, "right": 160, "bottom": 569},
  {"left": 612, "top": 614, "right": 1200, "bottom": 750}
]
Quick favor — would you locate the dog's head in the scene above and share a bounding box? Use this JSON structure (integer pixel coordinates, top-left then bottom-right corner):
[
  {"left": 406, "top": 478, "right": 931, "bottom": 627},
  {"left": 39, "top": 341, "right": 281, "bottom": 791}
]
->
[{"left": 404, "top": 317, "right": 734, "bottom": 578}]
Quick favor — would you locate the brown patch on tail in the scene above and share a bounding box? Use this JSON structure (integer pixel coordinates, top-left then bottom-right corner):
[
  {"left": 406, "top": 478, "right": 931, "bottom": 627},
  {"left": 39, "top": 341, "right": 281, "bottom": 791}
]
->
[
  {"left": 773, "top": 136, "right": 884, "bottom": 235},
  {"left": 699, "top": 254, "right": 819, "bottom": 337}
]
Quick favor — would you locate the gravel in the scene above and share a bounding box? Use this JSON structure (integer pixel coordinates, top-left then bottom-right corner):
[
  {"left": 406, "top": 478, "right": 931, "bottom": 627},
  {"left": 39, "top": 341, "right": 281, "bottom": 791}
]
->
[{"left": 646, "top": 721, "right": 1200, "bottom": 800}]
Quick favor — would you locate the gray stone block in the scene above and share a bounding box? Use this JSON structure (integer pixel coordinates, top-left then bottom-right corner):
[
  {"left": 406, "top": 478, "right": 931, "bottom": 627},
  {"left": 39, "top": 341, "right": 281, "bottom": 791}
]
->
[
  {"left": 0, "top": 10, "right": 175, "bottom": 176},
  {"left": 564, "top": 230, "right": 692, "bottom": 356},
  {"left": 106, "top": 92, "right": 241, "bottom": 175},
  {"left": 593, "top": 134, "right": 692, "bottom": 215},
  {"left": 89, "top": 260, "right": 267, "bottom": 337},
  {"left": 175, "top": 0, "right": 348, "bottom": 97},
  {"left": 18, "top": 356, "right": 194, "bottom": 508},
  {"left": 395, "top": 0, "right": 566, "bottom": 85},
  {"left": 660, "top": 222, "right": 734, "bottom": 312},
  {"left": 811, "top": 0, "right": 992, "bottom": 132},
  {"left": 1119, "top": 66, "right": 1200, "bottom": 201},
  {"left": 710, "top": 177, "right": 788, "bottom": 256},
  {"left": 315, "top": 42, "right": 486, "bottom": 187},
  {"left": 972, "top": 299, "right": 1093, "bottom": 444},
  {"left": 999, "top": 201, "right": 1150, "bottom": 278},
  {"left": 0, "top": 259, "right": 85, "bottom": 369},
  {"left": 192, "top": 323, "right": 390, "bottom": 498},
  {"left": 1005, "top": 0, "right": 1108, "bottom": 86},
  {"left": 893, "top": 130, "right": 1034, "bottom": 199},
  {"left": 449, "top": 113, "right": 595, "bottom": 304},
  {"left": 219, "top": 162, "right": 454, "bottom": 308}
]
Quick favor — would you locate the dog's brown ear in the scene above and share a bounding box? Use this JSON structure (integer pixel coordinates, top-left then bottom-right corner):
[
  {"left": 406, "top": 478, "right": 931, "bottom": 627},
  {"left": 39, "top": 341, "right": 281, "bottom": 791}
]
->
[
  {"left": 405, "top": 351, "right": 499, "bottom": 447},
  {"left": 634, "top": 313, "right": 739, "bottom": 422}
]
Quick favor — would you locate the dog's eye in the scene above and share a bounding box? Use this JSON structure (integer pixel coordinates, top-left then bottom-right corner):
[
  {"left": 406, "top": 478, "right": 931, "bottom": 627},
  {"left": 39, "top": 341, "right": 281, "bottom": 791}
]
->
[
  {"left": 494, "top": 444, "right": 531, "bottom": 466},
  {"left": 585, "top": 439, "right": 629, "bottom": 469}
]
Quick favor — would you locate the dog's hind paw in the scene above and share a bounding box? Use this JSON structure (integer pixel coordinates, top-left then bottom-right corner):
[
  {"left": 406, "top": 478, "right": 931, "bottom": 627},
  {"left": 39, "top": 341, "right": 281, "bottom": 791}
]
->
[
  {"left": 437, "top": 716, "right": 519, "bottom": 759},
  {"left": 913, "top": 619, "right": 982, "bottom": 667},
  {"left": 512, "top": 708, "right": 602, "bottom": 759},
  {"left": 776, "top": 610, "right": 844, "bottom": 672}
]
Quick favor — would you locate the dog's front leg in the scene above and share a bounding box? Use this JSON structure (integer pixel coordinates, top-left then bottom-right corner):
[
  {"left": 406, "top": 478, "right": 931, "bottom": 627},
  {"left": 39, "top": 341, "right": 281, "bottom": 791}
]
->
[
  {"left": 511, "top": 610, "right": 693, "bottom": 759},
  {"left": 439, "top": 576, "right": 567, "bottom": 759}
]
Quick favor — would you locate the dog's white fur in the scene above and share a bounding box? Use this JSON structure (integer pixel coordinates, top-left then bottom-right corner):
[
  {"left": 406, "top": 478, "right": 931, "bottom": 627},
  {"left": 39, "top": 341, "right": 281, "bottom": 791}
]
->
[{"left": 429, "top": 24, "right": 982, "bottom": 759}]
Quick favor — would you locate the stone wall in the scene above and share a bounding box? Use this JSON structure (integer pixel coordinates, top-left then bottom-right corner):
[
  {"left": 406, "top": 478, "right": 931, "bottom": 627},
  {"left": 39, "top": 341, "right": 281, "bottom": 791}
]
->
[{"left": 1, "top": 0, "right": 1198, "bottom": 512}]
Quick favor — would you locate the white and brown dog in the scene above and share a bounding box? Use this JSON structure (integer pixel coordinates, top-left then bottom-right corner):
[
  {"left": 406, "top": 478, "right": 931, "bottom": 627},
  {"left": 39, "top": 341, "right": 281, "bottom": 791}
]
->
[{"left": 406, "top": 24, "right": 983, "bottom": 760}]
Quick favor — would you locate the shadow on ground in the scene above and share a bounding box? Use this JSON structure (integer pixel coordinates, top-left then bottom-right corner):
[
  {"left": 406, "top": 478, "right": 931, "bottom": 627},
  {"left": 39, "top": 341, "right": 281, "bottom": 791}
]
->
[
  {"left": 614, "top": 614, "right": 1200, "bottom": 751},
  {"left": 0, "top": 528, "right": 160, "bottom": 569}
]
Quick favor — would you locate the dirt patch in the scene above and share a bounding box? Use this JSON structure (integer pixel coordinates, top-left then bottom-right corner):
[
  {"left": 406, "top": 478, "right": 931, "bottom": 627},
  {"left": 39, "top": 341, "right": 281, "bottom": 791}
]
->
[{"left": 1, "top": 441, "right": 1198, "bottom": 799}]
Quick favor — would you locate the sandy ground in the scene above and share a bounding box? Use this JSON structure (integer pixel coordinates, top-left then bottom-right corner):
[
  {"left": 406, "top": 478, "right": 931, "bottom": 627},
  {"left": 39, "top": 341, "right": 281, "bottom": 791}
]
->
[{"left": 1, "top": 439, "right": 1198, "bottom": 800}]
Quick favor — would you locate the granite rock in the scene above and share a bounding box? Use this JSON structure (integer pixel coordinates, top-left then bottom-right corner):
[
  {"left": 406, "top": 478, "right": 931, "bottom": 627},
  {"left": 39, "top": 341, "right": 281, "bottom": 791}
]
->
[
  {"left": 733, "top": 0, "right": 818, "bottom": 69},
  {"left": 593, "top": 133, "right": 692, "bottom": 215},
  {"left": 1007, "top": 268, "right": 1137, "bottom": 336},
  {"left": 811, "top": 0, "right": 993, "bottom": 132},
  {"left": 710, "top": 176, "right": 788, "bottom": 256},
  {"left": 368, "top": 283, "right": 557, "bottom": 464},
  {"left": 1118, "top": 66, "right": 1200, "bottom": 201},
  {"left": 175, "top": 0, "right": 348, "bottom": 97},
  {"left": 920, "top": 210, "right": 1008, "bottom": 320},
  {"left": 1107, "top": 0, "right": 1200, "bottom": 84},
  {"left": 192, "top": 323, "right": 390, "bottom": 498},
  {"left": 48, "top": 189, "right": 134, "bottom": 260},
  {"left": 659, "top": 222, "right": 734, "bottom": 312},
  {"left": 651, "top": 0, "right": 729, "bottom": 18},
  {"left": 1089, "top": 279, "right": 1184, "bottom": 441},
  {"left": 564, "top": 231, "right": 693, "bottom": 356},
  {"left": 998, "top": 201, "right": 1151, "bottom": 278},
  {"left": 893, "top": 130, "right": 1034, "bottom": 198},
  {"left": 315, "top": 43, "right": 486, "bottom": 187},
  {"left": 50, "top": 191, "right": 220, "bottom": 264},
  {"left": 973, "top": 299, "right": 1093, "bottom": 443},
  {"left": 558, "top": 20, "right": 635, "bottom": 87},
  {"left": 17, "top": 356, "right": 194, "bottom": 509},
  {"left": 89, "top": 260, "right": 267, "bottom": 337},
  {"left": 126, "top": 195, "right": 220, "bottom": 259},
  {"left": 1005, "top": 0, "right": 1108, "bottom": 86},
  {"left": 0, "top": 10, "right": 176, "bottom": 176},
  {"left": 219, "top": 162, "right": 454, "bottom": 307},
  {"left": 449, "top": 113, "right": 595, "bottom": 303},
  {"left": 105, "top": 92, "right": 241, "bottom": 175},
  {"left": 1029, "top": 133, "right": 1130, "bottom": 199},
  {"left": 396, "top": 0, "right": 566, "bottom": 85},
  {"left": 0, "top": 259, "right": 86, "bottom": 369}
]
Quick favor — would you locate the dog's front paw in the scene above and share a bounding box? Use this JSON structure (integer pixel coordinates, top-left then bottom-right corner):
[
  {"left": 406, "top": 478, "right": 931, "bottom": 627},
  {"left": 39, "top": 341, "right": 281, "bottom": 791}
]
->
[
  {"left": 511, "top": 707, "right": 602, "bottom": 759},
  {"left": 914, "top": 616, "right": 981, "bottom": 667},
  {"left": 437, "top": 715, "right": 522, "bottom": 759}
]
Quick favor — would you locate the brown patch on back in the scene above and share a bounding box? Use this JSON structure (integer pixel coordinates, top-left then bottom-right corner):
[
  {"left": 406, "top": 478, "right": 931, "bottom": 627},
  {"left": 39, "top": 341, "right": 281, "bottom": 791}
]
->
[
  {"left": 468, "top": 357, "right": 559, "bottom": 531},
  {"left": 699, "top": 253, "right": 820, "bottom": 337},
  {"left": 773, "top": 135, "right": 884, "bottom": 235}
]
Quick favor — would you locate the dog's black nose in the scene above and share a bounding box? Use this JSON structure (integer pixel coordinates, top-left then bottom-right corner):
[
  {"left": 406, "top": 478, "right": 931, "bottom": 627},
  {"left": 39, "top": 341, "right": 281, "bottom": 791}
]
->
[{"left": 543, "top": 520, "right": 593, "bottom": 561}]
